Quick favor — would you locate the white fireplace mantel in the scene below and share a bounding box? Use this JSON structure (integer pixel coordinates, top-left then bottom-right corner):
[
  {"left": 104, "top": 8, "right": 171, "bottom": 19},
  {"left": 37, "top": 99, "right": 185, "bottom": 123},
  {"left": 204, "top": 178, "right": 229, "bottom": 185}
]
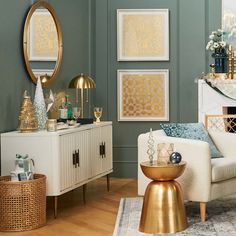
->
[{"left": 198, "top": 80, "right": 236, "bottom": 123}]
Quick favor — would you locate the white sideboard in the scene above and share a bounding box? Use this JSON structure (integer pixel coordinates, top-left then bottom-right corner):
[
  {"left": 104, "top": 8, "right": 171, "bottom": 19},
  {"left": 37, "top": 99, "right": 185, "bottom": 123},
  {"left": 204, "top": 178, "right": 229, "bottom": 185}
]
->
[{"left": 1, "top": 121, "right": 113, "bottom": 217}]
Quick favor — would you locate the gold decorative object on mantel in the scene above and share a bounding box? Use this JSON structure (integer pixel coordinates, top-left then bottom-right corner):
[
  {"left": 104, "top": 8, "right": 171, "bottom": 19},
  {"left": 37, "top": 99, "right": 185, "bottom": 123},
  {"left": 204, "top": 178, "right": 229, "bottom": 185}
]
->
[
  {"left": 207, "top": 44, "right": 236, "bottom": 80},
  {"left": 228, "top": 44, "right": 233, "bottom": 79},
  {"left": 68, "top": 73, "right": 96, "bottom": 118},
  {"left": 18, "top": 91, "right": 38, "bottom": 133},
  {"left": 228, "top": 44, "right": 236, "bottom": 80}
]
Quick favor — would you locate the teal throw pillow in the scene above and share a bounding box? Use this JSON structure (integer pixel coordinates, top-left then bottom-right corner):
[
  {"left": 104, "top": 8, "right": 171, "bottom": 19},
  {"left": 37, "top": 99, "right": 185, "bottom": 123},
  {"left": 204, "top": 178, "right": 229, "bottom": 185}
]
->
[{"left": 160, "top": 123, "right": 223, "bottom": 158}]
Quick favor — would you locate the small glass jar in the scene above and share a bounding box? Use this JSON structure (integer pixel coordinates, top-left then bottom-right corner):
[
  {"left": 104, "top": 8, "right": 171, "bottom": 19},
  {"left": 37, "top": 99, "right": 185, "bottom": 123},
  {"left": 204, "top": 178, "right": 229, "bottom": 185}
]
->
[
  {"left": 47, "top": 119, "right": 57, "bottom": 132},
  {"left": 157, "top": 143, "right": 174, "bottom": 165}
]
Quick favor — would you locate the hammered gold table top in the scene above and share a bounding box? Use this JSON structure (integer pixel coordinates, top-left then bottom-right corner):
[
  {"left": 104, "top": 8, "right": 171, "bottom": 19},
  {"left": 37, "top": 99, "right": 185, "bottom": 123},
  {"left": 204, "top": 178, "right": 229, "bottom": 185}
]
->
[{"left": 140, "top": 161, "right": 186, "bottom": 181}]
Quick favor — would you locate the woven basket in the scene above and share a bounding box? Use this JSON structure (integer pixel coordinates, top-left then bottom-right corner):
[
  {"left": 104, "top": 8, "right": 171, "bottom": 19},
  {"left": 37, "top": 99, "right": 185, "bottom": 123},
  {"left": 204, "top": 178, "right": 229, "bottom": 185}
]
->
[{"left": 0, "top": 174, "right": 46, "bottom": 231}]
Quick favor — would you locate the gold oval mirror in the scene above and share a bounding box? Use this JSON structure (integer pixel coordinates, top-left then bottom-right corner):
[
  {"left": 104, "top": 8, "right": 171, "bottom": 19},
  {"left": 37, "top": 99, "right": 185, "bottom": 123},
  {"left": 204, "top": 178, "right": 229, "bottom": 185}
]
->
[{"left": 23, "top": 0, "right": 62, "bottom": 88}]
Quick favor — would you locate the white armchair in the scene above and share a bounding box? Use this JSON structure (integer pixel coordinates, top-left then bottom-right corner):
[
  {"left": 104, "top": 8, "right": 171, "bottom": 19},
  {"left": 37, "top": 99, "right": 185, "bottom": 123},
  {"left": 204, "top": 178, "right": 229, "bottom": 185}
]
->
[{"left": 138, "top": 129, "right": 236, "bottom": 222}]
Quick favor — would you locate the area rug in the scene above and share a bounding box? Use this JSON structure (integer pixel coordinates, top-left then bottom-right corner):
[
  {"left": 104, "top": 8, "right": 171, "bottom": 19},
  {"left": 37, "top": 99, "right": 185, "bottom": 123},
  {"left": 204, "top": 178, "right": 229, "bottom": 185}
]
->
[{"left": 113, "top": 196, "right": 236, "bottom": 236}]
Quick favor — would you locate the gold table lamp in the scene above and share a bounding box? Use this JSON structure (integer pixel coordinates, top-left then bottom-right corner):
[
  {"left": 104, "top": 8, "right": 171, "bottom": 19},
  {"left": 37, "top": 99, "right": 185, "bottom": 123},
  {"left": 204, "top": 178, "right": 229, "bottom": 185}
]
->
[{"left": 68, "top": 73, "right": 96, "bottom": 118}]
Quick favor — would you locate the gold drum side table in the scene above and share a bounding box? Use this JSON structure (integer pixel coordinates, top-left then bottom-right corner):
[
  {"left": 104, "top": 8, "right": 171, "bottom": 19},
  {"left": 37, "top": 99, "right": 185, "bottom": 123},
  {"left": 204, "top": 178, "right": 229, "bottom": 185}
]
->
[{"left": 139, "top": 161, "right": 187, "bottom": 234}]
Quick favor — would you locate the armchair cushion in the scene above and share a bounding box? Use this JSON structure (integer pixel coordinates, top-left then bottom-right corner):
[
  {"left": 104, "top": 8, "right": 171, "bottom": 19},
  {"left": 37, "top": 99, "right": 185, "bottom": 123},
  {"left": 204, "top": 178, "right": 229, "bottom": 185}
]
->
[
  {"left": 209, "top": 130, "right": 236, "bottom": 158},
  {"left": 211, "top": 157, "right": 236, "bottom": 182},
  {"left": 160, "top": 123, "right": 222, "bottom": 158}
]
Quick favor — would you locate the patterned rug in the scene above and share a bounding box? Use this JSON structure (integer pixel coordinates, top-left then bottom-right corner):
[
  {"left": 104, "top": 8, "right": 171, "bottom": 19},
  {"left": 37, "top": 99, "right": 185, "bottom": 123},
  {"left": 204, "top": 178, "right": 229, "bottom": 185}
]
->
[{"left": 113, "top": 196, "right": 236, "bottom": 236}]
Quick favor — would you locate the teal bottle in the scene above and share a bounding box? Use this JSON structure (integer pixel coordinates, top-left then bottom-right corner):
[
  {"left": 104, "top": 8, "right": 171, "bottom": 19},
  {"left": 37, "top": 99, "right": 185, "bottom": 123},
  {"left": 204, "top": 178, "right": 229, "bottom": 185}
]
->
[{"left": 65, "top": 95, "right": 73, "bottom": 119}]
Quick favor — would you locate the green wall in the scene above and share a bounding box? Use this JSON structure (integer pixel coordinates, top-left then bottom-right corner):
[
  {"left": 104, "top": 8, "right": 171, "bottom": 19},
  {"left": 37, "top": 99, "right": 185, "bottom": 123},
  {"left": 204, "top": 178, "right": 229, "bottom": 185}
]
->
[
  {"left": 0, "top": 0, "right": 93, "bottom": 174},
  {"left": 93, "top": 0, "right": 221, "bottom": 177},
  {"left": 0, "top": 0, "right": 92, "bottom": 132},
  {"left": 0, "top": 0, "right": 221, "bottom": 177}
]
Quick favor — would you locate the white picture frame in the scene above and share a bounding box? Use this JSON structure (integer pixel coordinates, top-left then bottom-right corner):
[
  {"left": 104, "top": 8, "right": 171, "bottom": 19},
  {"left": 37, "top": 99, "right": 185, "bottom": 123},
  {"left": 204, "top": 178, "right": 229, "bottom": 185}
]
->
[
  {"left": 117, "top": 69, "right": 169, "bottom": 121},
  {"left": 117, "top": 9, "right": 169, "bottom": 61}
]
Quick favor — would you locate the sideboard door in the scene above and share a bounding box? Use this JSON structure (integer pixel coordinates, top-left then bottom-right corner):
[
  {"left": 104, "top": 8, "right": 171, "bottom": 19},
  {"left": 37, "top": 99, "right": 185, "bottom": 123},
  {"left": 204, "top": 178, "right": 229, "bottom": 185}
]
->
[
  {"left": 74, "top": 129, "right": 89, "bottom": 186},
  {"left": 101, "top": 125, "right": 113, "bottom": 173},
  {"left": 90, "top": 127, "right": 102, "bottom": 178},
  {"left": 59, "top": 133, "right": 76, "bottom": 192},
  {"left": 90, "top": 124, "right": 113, "bottom": 179}
]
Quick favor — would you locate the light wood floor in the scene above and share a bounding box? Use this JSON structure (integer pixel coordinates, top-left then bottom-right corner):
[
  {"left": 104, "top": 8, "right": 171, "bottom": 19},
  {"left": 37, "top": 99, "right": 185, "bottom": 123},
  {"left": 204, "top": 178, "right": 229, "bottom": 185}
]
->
[{"left": 1, "top": 178, "right": 137, "bottom": 236}]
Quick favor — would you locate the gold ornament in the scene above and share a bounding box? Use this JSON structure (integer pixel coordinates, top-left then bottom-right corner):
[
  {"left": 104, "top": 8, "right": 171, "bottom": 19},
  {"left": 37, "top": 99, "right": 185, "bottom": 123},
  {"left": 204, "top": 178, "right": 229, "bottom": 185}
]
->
[
  {"left": 48, "top": 90, "right": 66, "bottom": 119},
  {"left": 18, "top": 91, "right": 38, "bottom": 133}
]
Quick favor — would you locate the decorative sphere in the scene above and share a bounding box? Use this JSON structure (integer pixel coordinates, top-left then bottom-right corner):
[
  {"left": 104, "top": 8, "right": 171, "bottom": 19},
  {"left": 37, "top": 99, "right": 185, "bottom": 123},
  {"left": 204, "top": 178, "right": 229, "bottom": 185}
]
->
[{"left": 169, "top": 152, "right": 182, "bottom": 164}]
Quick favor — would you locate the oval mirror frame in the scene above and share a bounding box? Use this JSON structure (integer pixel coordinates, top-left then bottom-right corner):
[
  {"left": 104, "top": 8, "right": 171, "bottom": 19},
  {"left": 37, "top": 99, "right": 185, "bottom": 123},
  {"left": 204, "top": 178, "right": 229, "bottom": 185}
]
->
[{"left": 23, "top": 0, "right": 63, "bottom": 88}]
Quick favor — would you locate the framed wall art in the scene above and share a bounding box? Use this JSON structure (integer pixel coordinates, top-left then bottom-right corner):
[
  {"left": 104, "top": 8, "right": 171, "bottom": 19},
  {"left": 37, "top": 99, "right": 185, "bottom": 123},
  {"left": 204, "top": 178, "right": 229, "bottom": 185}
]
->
[
  {"left": 222, "top": 0, "right": 236, "bottom": 49},
  {"left": 117, "top": 69, "right": 169, "bottom": 121},
  {"left": 117, "top": 9, "right": 169, "bottom": 61},
  {"left": 29, "top": 8, "right": 58, "bottom": 61}
]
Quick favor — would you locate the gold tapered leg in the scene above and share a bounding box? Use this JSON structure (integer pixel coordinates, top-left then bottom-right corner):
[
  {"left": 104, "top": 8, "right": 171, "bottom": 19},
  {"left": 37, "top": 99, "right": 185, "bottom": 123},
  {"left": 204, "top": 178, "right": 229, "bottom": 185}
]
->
[
  {"left": 54, "top": 196, "right": 58, "bottom": 218},
  {"left": 200, "top": 202, "right": 206, "bottom": 222},
  {"left": 139, "top": 180, "right": 187, "bottom": 234},
  {"left": 83, "top": 184, "right": 86, "bottom": 204},
  {"left": 106, "top": 174, "right": 110, "bottom": 192}
]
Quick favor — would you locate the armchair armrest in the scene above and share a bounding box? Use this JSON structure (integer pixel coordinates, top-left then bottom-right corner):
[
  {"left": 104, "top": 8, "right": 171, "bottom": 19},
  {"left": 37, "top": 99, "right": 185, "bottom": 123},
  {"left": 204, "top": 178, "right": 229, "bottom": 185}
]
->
[
  {"left": 209, "top": 130, "right": 236, "bottom": 158},
  {"left": 138, "top": 132, "right": 212, "bottom": 202}
]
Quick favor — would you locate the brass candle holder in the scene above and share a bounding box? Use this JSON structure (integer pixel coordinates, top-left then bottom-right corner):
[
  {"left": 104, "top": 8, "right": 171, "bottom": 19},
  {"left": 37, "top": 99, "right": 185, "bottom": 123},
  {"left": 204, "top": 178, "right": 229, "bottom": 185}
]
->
[
  {"left": 228, "top": 44, "right": 233, "bottom": 79},
  {"left": 233, "top": 51, "right": 236, "bottom": 79}
]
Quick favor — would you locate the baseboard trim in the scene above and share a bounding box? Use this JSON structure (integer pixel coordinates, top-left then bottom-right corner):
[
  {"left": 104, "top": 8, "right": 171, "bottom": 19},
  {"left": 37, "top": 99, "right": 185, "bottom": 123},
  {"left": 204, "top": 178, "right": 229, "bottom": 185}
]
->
[{"left": 113, "top": 161, "right": 137, "bottom": 164}]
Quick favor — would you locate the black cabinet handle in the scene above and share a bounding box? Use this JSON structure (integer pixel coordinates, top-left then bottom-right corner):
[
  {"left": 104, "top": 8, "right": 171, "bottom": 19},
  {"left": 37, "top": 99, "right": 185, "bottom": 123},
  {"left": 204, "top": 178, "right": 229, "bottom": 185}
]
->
[
  {"left": 101, "top": 142, "right": 104, "bottom": 158},
  {"left": 73, "top": 153, "right": 76, "bottom": 166},
  {"left": 103, "top": 142, "right": 106, "bottom": 158},
  {"left": 76, "top": 149, "right": 80, "bottom": 167},
  {"left": 100, "top": 144, "right": 103, "bottom": 157},
  {"left": 99, "top": 142, "right": 106, "bottom": 158}
]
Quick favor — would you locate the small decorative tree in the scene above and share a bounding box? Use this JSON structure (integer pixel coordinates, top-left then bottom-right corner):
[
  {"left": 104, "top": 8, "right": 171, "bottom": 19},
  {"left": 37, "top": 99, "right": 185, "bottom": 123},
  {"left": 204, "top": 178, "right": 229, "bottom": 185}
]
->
[
  {"left": 18, "top": 91, "right": 38, "bottom": 132},
  {"left": 34, "top": 78, "right": 48, "bottom": 130}
]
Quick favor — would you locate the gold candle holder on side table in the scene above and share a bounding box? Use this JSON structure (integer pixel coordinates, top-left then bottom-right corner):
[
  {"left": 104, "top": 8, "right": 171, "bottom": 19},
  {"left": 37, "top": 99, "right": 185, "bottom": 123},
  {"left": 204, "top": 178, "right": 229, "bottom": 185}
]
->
[{"left": 139, "top": 161, "right": 188, "bottom": 234}]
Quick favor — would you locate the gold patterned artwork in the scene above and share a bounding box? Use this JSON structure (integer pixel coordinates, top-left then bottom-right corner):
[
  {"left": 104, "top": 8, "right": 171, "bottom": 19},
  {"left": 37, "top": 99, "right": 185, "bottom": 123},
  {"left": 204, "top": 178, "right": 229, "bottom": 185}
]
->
[
  {"left": 118, "top": 70, "right": 169, "bottom": 121},
  {"left": 122, "top": 15, "right": 164, "bottom": 57},
  {"left": 117, "top": 9, "right": 169, "bottom": 61},
  {"left": 29, "top": 9, "right": 58, "bottom": 61}
]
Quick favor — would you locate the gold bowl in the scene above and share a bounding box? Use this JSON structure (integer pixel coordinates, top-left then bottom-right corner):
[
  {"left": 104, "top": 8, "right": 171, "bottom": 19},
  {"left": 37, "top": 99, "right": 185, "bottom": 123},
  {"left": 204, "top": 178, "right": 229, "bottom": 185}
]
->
[{"left": 140, "top": 161, "right": 186, "bottom": 181}]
